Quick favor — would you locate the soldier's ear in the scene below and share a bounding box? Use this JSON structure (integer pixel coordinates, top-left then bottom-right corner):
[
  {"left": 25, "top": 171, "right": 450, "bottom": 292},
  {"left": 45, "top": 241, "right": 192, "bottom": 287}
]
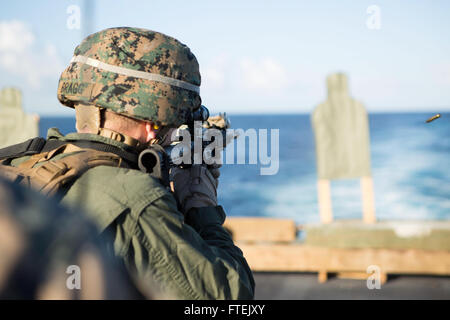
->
[{"left": 145, "top": 122, "right": 156, "bottom": 142}]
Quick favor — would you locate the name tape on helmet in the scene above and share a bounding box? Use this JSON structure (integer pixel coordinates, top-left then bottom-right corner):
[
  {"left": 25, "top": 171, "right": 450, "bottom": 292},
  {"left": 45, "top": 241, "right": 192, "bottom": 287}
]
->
[{"left": 70, "top": 55, "right": 200, "bottom": 94}]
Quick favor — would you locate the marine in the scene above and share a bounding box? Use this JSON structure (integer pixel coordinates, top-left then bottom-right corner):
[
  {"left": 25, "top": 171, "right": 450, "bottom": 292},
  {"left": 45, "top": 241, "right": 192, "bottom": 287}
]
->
[{"left": 0, "top": 27, "right": 255, "bottom": 299}]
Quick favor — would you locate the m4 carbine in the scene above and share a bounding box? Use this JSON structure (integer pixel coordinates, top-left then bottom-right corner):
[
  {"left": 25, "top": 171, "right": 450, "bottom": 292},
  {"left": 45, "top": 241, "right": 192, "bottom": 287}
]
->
[{"left": 138, "top": 105, "right": 233, "bottom": 185}]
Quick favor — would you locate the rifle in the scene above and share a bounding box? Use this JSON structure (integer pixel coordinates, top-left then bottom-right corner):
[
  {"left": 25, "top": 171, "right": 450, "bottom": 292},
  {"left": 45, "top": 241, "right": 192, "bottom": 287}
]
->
[{"left": 138, "top": 105, "right": 235, "bottom": 185}]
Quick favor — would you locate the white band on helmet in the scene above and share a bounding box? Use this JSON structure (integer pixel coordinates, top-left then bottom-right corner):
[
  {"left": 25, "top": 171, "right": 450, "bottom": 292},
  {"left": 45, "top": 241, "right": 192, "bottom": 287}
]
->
[{"left": 70, "top": 55, "right": 200, "bottom": 94}]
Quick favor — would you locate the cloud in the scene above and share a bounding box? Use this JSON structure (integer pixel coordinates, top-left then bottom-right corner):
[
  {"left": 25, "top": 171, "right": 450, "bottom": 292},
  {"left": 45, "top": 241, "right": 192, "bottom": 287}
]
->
[
  {"left": 200, "top": 55, "right": 309, "bottom": 113},
  {"left": 239, "top": 57, "right": 288, "bottom": 91},
  {"left": 0, "top": 20, "right": 64, "bottom": 88},
  {"left": 202, "top": 54, "right": 229, "bottom": 90},
  {"left": 202, "top": 55, "right": 292, "bottom": 92},
  {"left": 0, "top": 20, "right": 35, "bottom": 52}
]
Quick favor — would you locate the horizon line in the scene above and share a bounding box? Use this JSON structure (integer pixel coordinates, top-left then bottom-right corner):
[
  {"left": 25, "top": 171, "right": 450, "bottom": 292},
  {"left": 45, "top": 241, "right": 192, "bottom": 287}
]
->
[{"left": 36, "top": 109, "right": 450, "bottom": 118}]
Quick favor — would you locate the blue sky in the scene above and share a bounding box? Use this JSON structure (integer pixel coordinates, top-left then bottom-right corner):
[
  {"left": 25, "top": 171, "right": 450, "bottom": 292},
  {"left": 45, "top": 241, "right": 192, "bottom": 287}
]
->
[{"left": 0, "top": 0, "right": 449, "bottom": 115}]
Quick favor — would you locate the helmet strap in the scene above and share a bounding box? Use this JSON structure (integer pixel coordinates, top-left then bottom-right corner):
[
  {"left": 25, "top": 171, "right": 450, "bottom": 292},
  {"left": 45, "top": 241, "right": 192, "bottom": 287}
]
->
[{"left": 98, "top": 127, "right": 146, "bottom": 150}]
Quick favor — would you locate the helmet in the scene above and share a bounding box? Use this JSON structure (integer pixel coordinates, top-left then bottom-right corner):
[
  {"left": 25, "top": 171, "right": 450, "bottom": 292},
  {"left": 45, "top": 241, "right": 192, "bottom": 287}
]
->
[{"left": 57, "top": 27, "right": 201, "bottom": 127}]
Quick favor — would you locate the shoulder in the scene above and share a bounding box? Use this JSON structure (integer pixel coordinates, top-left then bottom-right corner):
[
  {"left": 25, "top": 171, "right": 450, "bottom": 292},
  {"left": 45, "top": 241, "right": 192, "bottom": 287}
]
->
[
  {"left": 70, "top": 165, "right": 171, "bottom": 203},
  {"left": 63, "top": 166, "right": 174, "bottom": 229},
  {"left": 82, "top": 165, "right": 165, "bottom": 192}
]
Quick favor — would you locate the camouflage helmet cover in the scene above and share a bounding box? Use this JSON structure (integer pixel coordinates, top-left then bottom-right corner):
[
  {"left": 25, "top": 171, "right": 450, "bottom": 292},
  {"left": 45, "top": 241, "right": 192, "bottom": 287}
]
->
[{"left": 57, "top": 27, "right": 201, "bottom": 127}]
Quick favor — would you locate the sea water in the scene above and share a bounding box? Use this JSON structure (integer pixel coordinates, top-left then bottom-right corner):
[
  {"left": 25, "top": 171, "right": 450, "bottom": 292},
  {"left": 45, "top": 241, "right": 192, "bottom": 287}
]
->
[{"left": 39, "top": 113, "right": 450, "bottom": 224}]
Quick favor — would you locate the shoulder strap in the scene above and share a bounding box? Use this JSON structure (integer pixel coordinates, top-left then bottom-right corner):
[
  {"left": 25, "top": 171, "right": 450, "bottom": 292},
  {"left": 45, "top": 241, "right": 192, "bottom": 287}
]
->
[
  {"left": 66, "top": 140, "right": 138, "bottom": 167},
  {"left": 0, "top": 137, "right": 138, "bottom": 168},
  {"left": 0, "top": 137, "right": 48, "bottom": 159},
  {"left": 0, "top": 143, "right": 124, "bottom": 197}
]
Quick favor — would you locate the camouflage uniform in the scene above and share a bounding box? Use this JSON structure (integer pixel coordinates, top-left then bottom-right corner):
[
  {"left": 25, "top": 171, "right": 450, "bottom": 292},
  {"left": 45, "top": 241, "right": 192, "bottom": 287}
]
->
[
  {"left": 3, "top": 28, "right": 254, "bottom": 299},
  {"left": 0, "top": 177, "right": 146, "bottom": 299}
]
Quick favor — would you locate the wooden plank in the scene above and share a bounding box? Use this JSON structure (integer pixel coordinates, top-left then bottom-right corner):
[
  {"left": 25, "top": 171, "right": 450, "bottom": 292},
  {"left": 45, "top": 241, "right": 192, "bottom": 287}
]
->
[
  {"left": 336, "top": 272, "right": 387, "bottom": 284},
  {"left": 361, "top": 176, "right": 376, "bottom": 224},
  {"left": 317, "top": 179, "right": 333, "bottom": 224},
  {"left": 380, "top": 273, "right": 388, "bottom": 285},
  {"left": 303, "top": 220, "right": 450, "bottom": 251},
  {"left": 318, "top": 271, "right": 328, "bottom": 283},
  {"left": 336, "top": 271, "right": 370, "bottom": 280},
  {"left": 224, "top": 217, "right": 297, "bottom": 242},
  {"left": 237, "top": 243, "right": 450, "bottom": 275}
]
